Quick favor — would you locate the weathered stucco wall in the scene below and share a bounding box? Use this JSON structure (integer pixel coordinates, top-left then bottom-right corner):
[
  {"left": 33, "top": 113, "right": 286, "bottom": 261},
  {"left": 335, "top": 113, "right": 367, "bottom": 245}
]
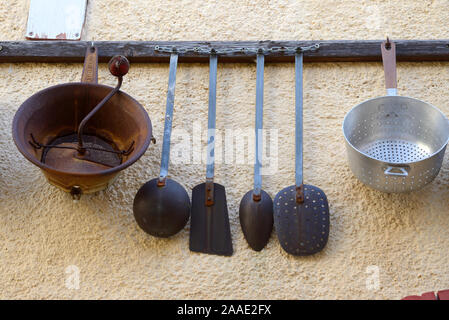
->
[{"left": 0, "top": 0, "right": 448, "bottom": 299}]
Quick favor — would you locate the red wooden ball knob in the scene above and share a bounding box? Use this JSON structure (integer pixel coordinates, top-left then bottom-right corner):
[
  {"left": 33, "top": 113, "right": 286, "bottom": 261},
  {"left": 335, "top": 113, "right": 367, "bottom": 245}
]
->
[{"left": 108, "top": 55, "right": 130, "bottom": 77}]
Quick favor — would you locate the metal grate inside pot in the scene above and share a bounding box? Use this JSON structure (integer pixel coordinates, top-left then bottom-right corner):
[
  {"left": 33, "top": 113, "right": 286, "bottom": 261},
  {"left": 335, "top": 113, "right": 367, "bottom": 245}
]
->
[{"left": 30, "top": 133, "right": 134, "bottom": 171}]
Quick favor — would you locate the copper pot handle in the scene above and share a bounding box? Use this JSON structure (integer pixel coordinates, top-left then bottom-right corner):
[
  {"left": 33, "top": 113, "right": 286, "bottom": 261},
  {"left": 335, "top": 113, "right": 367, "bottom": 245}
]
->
[{"left": 80, "top": 44, "right": 98, "bottom": 84}]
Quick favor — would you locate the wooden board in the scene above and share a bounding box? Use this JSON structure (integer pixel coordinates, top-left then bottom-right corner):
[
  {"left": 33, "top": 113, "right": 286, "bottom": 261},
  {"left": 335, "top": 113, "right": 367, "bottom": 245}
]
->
[
  {"left": 25, "top": 0, "right": 88, "bottom": 40},
  {"left": 0, "top": 40, "right": 448, "bottom": 63}
]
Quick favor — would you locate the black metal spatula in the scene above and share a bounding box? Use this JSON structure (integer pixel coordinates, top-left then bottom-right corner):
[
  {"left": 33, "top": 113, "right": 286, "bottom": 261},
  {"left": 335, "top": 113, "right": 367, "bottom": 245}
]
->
[
  {"left": 273, "top": 51, "right": 330, "bottom": 256},
  {"left": 189, "top": 52, "right": 233, "bottom": 256}
]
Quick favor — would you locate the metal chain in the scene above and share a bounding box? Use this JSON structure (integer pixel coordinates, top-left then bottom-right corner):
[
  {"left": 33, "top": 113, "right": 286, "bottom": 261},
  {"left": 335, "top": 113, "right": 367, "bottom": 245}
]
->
[{"left": 154, "top": 43, "right": 320, "bottom": 55}]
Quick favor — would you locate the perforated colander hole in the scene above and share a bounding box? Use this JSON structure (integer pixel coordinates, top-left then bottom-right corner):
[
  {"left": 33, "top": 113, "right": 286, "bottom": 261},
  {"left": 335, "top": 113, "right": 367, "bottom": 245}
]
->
[{"left": 361, "top": 140, "right": 431, "bottom": 163}]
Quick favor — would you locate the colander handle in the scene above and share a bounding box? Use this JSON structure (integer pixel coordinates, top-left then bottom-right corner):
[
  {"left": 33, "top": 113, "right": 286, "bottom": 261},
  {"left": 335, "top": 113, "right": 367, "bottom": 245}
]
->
[
  {"left": 381, "top": 38, "right": 397, "bottom": 96},
  {"left": 384, "top": 165, "right": 409, "bottom": 177}
]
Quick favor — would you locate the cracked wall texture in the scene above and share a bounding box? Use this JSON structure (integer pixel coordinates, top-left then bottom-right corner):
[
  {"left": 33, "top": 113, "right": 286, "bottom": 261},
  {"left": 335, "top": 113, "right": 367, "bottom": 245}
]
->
[{"left": 0, "top": 0, "right": 448, "bottom": 299}]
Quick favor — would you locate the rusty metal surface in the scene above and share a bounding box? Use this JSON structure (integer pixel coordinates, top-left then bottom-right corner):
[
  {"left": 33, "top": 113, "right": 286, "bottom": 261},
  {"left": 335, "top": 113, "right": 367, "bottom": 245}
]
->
[
  {"left": 76, "top": 56, "right": 129, "bottom": 153},
  {"left": 12, "top": 82, "right": 152, "bottom": 195},
  {"left": 27, "top": 49, "right": 135, "bottom": 169},
  {"left": 12, "top": 47, "right": 152, "bottom": 196},
  {"left": 81, "top": 45, "right": 98, "bottom": 83},
  {"left": 39, "top": 133, "right": 123, "bottom": 169},
  {"left": 26, "top": 0, "right": 87, "bottom": 41}
]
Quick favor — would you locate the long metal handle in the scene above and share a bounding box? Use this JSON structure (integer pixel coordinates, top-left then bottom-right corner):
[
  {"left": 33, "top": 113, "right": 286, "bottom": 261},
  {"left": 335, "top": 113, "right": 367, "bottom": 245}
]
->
[
  {"left": 206, "top": 54, "right": 218, "bottom": 180},
  {"left": 158, "top": 53, "right": 178, "bottom": 185},
  {"left": 381, "top": 39, "right": 398, "bottom": 96},
  {"left": 253, "top": 52, "right": 264, "bottom": 201},
  {"left": 295, "top": 52, "right": 304, "bottom": 203},
  {"left": 205, "top": 53, "right": 218, "bottom": 206}
]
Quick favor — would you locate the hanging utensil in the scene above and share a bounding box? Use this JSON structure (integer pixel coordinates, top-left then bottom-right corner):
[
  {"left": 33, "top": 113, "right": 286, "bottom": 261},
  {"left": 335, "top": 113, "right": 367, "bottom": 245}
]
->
[
  {"left": 239, "top": 51, "right": 273, "bottom": 251},
  {"left": 28, "top": 54, "right": 132, "bottom": 172},
  {"left": 343, "top": 39, "right": 449, "bottom": 193},
  {"left": 273, "top": 50, "right": 330, "bottom": 256},
  {"left": 12, "top": 45, "right": 153, "bottom": 198},
  {"left": 133, "top": 52, "right": 190, "bottom": 238},
  {"left": 75, "top": 55, "right": 129, "bottom": 158},
  {"left": 190, "top": 51, "right": 233, "bottom": 256}
]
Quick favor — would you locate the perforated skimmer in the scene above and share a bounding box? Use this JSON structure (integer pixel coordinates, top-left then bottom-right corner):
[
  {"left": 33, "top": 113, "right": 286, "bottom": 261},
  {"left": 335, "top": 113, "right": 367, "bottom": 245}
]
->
[
  {"left": 273, "top": 51, "right": 329, "bottom": 256},
  {"left": 343, "top": 40, "right": 449, "bottom": 193}
]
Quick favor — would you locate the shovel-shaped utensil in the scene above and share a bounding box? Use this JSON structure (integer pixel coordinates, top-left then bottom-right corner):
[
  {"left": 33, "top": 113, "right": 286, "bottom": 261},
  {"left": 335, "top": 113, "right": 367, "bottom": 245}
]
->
[
  {"left": 273, "top": 51, "right": 330, "bottom": 256},
  {"left": 190, "top": 52, "right": 233, "bottom": 256},
  {"left": 239, "top": 52, "right": 273, "bottom": 251}
]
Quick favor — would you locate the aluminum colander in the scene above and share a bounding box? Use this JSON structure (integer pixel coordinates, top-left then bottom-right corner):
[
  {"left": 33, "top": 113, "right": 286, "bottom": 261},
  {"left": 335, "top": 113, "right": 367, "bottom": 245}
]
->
[{"left": 342, "top": 40, "right": 449, "bottom": 193}]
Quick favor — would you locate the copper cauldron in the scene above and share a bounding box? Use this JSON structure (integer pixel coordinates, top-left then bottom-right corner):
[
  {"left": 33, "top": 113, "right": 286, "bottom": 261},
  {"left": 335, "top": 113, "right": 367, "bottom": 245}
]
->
[{"left": 12, "top": 46, "right": 153, "bottom": 198}]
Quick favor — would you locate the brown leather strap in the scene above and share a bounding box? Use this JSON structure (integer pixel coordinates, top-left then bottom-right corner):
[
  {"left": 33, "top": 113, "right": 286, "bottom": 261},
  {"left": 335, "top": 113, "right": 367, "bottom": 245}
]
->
[
  {"left": 81, "top": 45, "right": 98, "bottom": 83},
  {"left": 381, "top": 40, "right": 397, "bottom": 90}
]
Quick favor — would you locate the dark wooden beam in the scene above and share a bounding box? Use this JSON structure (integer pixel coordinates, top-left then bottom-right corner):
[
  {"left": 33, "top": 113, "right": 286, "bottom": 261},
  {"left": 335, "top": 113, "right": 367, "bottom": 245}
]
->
[{"left": 0, "top": 40, "right": 448, "bottom": 63}]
